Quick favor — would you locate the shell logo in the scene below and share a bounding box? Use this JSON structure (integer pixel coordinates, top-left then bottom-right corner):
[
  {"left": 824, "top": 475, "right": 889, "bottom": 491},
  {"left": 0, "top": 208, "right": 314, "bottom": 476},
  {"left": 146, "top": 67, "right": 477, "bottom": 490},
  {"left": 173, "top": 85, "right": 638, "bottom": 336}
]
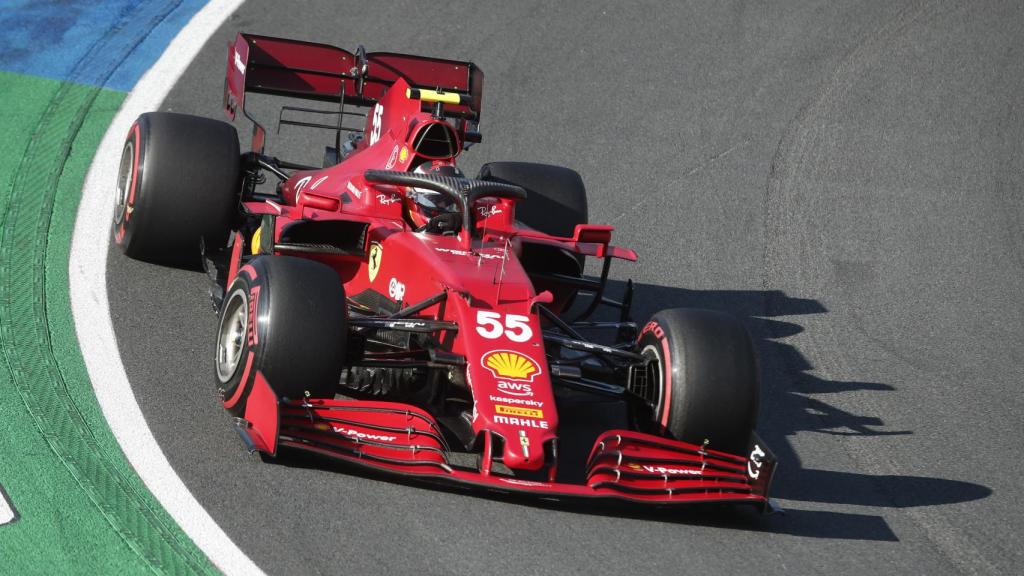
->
[{"left": 481, "top": 350, "right": 542, "bottom": 382}]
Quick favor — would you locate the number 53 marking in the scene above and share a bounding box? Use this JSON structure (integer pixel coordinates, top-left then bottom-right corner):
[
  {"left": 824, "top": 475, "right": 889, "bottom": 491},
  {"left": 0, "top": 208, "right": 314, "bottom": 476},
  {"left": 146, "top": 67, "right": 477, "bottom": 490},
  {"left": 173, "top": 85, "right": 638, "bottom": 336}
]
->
[{"left": 475, "top": 311, "right": 533, "bottom": 343}]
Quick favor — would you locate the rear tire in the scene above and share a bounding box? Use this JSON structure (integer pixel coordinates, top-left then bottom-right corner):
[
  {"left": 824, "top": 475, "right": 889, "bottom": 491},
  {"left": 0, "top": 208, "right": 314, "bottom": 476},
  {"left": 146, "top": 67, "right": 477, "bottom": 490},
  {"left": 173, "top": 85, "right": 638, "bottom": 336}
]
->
[
  {"left": 479, "top": 162, "right": 588, "bottom": 310},
  {"left": 215, "top": 256, "right": 347, "bottom": 415},
  {"left": 113, "top": 112, "right": 240, "bottom": 267},
  {"left": 478, "top": 161, "right": 587, "bottom": 237},
  {"left": 635, "top": 308, "right": 759, "bottom": 455}
]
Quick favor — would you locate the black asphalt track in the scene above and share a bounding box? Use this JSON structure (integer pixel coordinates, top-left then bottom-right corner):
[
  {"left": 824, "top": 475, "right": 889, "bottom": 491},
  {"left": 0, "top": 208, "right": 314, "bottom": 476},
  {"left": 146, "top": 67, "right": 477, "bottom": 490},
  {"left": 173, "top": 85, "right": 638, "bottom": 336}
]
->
[{"left": 107, "top": 1, "right": 1024, "bottom": 574}]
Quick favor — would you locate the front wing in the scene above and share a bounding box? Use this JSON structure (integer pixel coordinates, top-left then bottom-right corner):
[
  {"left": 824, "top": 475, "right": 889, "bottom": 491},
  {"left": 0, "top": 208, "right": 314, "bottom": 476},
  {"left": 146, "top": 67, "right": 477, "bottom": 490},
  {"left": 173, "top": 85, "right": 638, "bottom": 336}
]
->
[{"left": 235, "top": 377, "right": 776, "bottom": 511}]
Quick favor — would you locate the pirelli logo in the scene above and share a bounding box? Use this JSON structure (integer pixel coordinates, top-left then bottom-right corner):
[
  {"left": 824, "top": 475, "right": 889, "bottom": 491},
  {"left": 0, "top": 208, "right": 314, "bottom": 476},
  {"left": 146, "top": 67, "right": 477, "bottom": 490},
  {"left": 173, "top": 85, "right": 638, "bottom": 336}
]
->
[{"left": 495, "top": 405, "right": 544, "bottom": 419}]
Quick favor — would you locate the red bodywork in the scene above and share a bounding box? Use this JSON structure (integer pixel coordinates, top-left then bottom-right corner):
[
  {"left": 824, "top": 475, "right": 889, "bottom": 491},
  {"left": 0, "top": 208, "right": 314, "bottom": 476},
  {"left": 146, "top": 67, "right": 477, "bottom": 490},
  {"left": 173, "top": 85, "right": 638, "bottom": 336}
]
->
[{"left": 222, "top": 33, "right": 775, "bottom": 509}]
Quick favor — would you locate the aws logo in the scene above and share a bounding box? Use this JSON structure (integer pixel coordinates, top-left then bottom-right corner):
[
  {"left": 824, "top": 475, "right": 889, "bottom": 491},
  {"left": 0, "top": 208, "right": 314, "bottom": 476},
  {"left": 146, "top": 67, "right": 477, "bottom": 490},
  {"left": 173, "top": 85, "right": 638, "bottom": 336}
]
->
[
  {"left": 496, "top": 381, "right": 533, "bottom": 397},
  {"left": 482, "top": 350, "right": 541, "bottom": 383}
]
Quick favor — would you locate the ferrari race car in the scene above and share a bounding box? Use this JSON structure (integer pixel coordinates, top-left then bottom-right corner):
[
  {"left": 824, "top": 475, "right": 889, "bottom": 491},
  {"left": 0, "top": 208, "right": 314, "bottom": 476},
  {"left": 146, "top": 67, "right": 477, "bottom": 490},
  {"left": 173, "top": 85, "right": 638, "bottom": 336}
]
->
[{"left": 113, "top": 33, "right": 776, "bottom": 509}]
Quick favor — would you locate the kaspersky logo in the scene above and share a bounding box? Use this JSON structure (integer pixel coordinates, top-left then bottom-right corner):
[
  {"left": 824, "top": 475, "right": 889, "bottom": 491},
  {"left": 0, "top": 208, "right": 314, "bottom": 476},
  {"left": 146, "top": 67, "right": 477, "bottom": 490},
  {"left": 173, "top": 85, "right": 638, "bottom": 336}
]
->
[{"left": 481, "top": 350, "right": 541, "bottom": 382}]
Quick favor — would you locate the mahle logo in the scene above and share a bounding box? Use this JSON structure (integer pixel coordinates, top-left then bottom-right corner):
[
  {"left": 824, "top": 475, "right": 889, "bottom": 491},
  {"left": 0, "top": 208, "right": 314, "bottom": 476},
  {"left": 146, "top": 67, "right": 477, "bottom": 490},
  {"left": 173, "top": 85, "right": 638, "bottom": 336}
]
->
[{"left": 482, "top": 350, "right": 541, "bottom": 382}]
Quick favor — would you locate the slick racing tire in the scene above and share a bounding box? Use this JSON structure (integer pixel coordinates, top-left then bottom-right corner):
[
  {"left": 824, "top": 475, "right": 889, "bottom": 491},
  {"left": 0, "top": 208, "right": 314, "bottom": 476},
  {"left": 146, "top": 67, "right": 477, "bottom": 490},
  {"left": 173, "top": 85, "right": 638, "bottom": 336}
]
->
[
  {"left": 113, "top": 112, "right": 240, "bottom": 267},
  {"left": 635, "top": 308, "right": 759, "bottom": 455},
  {"left": 478, "top": 161, "right": 588, "bottom": 237},
  {"left": 215, "top": 256, "right": 347, "bottom": 416},
  {"left": 479, "top": 162, "right": 587, "bottom": 310}
]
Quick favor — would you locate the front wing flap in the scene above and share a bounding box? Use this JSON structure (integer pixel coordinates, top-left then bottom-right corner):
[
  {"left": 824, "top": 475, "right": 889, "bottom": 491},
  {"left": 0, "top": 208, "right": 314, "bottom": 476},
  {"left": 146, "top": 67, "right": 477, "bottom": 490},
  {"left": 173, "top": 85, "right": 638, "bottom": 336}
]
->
[
  {"left": 585, "top": 430, "right": 776, "bottom": 508},
  {"left": 278, "top": 399, "right": 452, "bottom": 473},
  {"left": 238, "top": 397, "right": 776, "bottom": 510}
]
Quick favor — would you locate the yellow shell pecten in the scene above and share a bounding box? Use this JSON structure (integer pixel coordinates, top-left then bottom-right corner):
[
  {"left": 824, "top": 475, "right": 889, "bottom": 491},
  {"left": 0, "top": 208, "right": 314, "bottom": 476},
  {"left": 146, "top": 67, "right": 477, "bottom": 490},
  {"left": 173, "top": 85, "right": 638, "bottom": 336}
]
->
[{"left": 484, "top": 351, "right": 538, "bottom": 380}]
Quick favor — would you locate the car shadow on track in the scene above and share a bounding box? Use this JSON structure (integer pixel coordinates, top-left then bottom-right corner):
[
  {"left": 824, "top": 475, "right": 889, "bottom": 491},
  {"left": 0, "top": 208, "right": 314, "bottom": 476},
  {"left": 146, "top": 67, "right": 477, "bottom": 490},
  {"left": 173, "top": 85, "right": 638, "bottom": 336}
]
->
[
  {"left": 269, "top": 280, "right": 992, "bottom": 543},
  {"left": 275, "top": 447, "right": 901, "bottom": 542}
]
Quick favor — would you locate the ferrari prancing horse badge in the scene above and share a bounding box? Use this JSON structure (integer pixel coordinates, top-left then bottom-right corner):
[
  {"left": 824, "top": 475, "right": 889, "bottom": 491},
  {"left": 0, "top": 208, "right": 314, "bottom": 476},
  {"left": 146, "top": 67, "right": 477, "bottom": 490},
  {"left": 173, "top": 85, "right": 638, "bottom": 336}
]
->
[{"left": 368, "top": 242, "right": 383, "bottom": 282}]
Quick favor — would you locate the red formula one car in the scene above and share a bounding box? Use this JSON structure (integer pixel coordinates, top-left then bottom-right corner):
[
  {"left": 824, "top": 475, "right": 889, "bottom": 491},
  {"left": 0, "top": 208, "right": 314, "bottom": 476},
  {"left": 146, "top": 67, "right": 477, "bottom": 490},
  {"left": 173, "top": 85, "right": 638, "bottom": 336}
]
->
[{"left": 113, "top": 33, "right": 776, "bottom": 510}]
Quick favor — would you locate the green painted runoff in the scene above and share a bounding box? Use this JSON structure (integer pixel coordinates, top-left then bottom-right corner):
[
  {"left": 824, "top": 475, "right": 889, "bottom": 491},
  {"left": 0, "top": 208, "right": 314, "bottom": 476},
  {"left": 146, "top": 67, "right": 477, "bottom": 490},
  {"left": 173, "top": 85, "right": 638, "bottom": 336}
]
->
[{"left": 0, "top": 71, "right": 216, "bottom": 575}]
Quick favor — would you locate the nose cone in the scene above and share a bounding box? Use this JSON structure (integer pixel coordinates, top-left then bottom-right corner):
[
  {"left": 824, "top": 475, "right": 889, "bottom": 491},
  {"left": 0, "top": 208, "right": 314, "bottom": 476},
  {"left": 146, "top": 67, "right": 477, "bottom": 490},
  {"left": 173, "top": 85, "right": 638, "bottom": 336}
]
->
[{"left": 500, "top": 426, "right": 548, "bottom": 471}]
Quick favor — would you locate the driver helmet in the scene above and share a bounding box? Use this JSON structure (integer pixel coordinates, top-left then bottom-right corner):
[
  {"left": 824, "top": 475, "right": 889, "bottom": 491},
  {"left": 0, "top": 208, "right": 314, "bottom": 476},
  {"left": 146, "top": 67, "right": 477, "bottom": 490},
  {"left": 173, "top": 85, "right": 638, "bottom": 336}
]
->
[{"left": 407, "top": 162, "right": 463, "bottom": 227}]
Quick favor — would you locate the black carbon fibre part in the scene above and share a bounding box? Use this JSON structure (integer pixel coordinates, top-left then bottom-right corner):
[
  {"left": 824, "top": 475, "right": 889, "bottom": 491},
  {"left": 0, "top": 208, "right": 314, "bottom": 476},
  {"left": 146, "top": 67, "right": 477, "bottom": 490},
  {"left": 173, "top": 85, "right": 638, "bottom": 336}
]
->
[
  {"left": 364, "top": 169, "right": 527, "bottom": 203},
  {"left": 365, "top": 169, "right": 526, "bottom": 234}
]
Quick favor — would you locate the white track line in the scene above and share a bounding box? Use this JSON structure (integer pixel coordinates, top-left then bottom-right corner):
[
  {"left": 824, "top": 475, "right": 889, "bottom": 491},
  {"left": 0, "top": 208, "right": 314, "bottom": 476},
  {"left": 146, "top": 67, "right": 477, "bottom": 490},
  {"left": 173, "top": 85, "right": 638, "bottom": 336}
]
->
[
  {"left": 68, "top": 1, "right": 263, "bottom": 574},
  {"left": 0, "top": 486, "right": 16, "bottom": 525}
]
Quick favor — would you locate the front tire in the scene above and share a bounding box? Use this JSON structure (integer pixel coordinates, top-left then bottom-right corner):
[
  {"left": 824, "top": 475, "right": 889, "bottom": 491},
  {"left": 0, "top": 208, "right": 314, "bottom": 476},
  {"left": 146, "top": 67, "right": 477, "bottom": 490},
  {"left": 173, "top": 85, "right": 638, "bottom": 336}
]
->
[
  {"left": 635, "top": 308, "right": 759, "bottom": 455},
  {"left": 216, "top": 256, "right": 347, "bottom": 415},
  {"left": 114, "top": 112, "right": 240, "bottom": 267}
]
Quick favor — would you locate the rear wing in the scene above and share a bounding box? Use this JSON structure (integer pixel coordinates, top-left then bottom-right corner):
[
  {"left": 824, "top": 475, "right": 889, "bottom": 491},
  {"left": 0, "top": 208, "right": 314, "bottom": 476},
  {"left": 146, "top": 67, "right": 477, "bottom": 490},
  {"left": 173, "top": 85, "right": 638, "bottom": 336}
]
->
[{"left": 224, "top": 33, "right": 483, "bottom": 126}]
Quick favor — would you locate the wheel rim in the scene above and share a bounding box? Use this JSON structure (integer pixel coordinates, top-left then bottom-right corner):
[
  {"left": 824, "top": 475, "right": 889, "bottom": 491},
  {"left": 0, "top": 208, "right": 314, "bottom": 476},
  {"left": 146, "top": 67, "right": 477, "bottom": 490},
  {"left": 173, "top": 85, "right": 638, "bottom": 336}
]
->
[
  {"left": 637, "top": 344, "right": 664, "bottom": 415},
  {"left": 113, "top": 140, "right": 134, "bottom": 225},
  {"left": 216, "top": 289, "right": 248, "bottom": 383}
]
